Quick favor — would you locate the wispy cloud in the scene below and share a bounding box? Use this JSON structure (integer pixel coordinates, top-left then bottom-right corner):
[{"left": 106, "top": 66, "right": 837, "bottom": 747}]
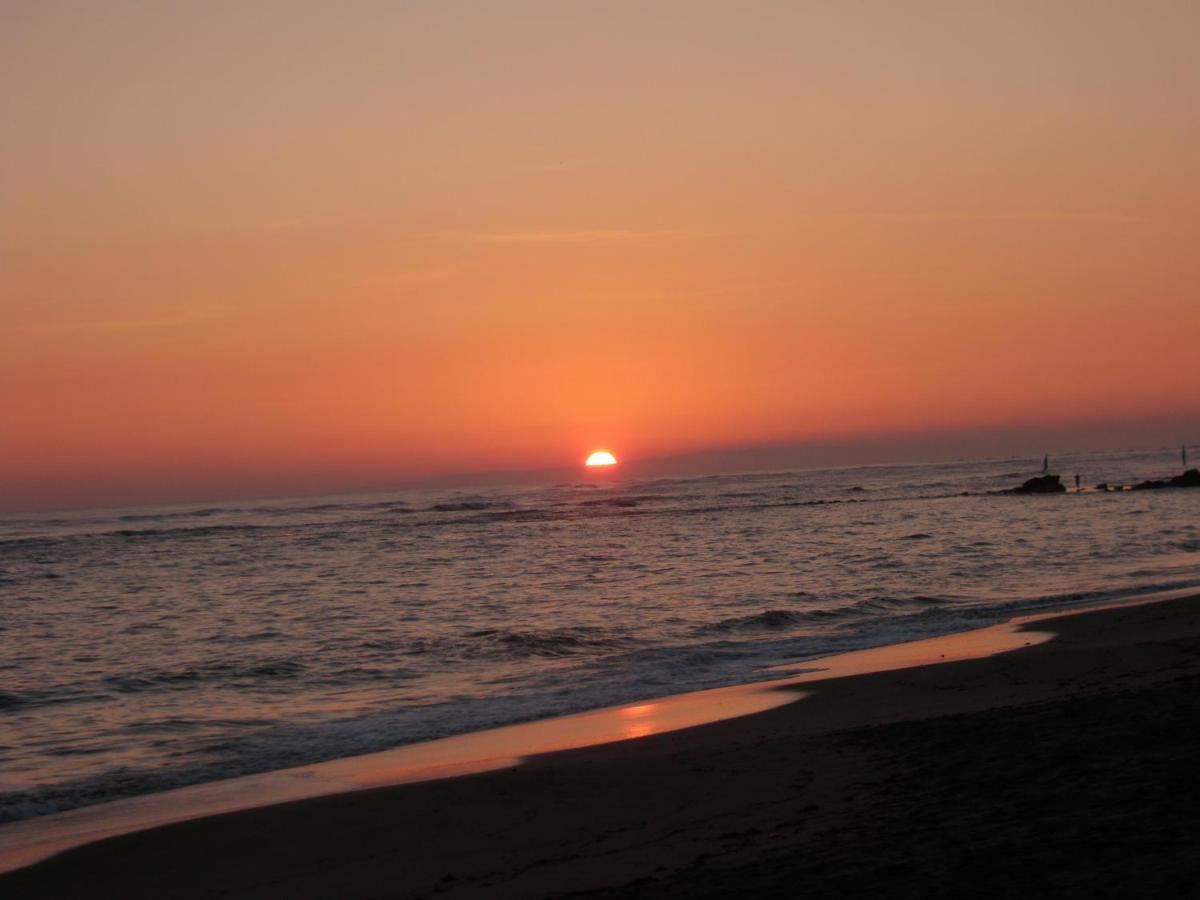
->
[
  {"left": 856, "top": 210, "right": 1145, "bottom": 224},
  {"left": 424, "top": 228, "right": 721, "bottom": 245},
  {"left": 389, "top": 266, "right": 461, "bottom": 286},
  {"left": 512, "top": 156, "right": 603, "bottom": 174},
  {"left": 582, "top": 279, "right": 793, "bottom": 304},
  {"left": 257, "top": 216, "right": 321, "bottom": 230},
  {"left": 7, "top": 306, "right": 229, "bottom": 334}
]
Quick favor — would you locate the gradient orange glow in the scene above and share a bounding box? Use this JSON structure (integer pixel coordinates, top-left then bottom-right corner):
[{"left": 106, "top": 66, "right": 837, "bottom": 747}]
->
[{"left": 3, "top": 2, "right": 1198, "bottom": 510}]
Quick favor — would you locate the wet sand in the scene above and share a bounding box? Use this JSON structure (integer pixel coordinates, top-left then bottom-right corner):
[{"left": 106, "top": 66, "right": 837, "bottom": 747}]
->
[{"left": 4, "top": 593, "right": 1200, "bottom": 898}]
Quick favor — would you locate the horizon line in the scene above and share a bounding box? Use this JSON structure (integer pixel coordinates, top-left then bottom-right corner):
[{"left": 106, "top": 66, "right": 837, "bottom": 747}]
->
[{"left": 4, "top": 429, "right": 1194, "bottom": 518}]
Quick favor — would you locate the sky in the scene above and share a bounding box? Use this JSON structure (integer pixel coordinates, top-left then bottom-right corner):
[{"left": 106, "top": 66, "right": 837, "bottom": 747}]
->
[{"left": 3, "top": 1, "right": 1198, "bottom": 511}]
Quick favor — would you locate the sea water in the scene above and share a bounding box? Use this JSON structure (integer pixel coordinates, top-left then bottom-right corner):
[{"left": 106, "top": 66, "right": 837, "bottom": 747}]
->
[{"left": 1, "top": 448, "right": 1197, "bottom": 823}]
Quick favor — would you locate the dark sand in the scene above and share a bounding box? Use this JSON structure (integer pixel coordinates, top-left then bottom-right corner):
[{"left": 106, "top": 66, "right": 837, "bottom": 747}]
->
[{"left": 5, "top": 595, "right": 1200, "bottom": 898}]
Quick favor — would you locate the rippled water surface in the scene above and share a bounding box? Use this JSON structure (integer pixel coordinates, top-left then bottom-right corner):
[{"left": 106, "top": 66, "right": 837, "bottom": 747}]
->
[{"left": 2, "top": 449, "right": 1198, "bottom": 823}]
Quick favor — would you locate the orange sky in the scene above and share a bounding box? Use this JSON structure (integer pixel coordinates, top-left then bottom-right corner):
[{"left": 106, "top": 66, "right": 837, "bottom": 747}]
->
[{"left": 3, "top": 2, "right": 1198, "bottom": 510}]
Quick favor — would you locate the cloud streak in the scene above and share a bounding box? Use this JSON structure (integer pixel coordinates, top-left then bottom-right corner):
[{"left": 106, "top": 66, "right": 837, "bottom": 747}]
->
[
  {"left": 424, "top": 228, "right": 720, "bottom": 244},
  {"left": 856, "top": 210, "right": 1146, "bottom": 225},
  {"left": 6, "top": 306, "right": 229, "bottom": 335}
]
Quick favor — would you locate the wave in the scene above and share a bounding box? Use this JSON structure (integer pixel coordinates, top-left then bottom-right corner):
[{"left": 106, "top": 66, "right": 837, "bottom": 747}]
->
[
  {"left": 407, "top": 627, "right": 631, "bottom": 661},
  {"left": 696, "top": 595, "right": 952, "bottom": 634},
  {"left": 102, "top": 498, "right": 415, "bottom": 524},
  {"left": 0, "top": 523, "right": 271, "bottom": 548},
  {"left": 101, "top": 658, "right": 307, "bottom": 695},
  {"left": 353, "top": 500, "right": 413, "bottom": 511},
  {"left": 117, "top": 507, "right": 227, "bottom": 522},
  {"left": 112, "top": 523, "right": 270, "bottom": 541},
  {"left": 697, "top": 609, "right": 815, "bottom": 633},
  {"left": 426, "top": 500, "right": 517, "bottom": 512},
  {"left": 0, "top": 535, "right": 68, "bottom": 551},
  {"left": 0, "top": 745, "right": 294, "bottom": 825}
]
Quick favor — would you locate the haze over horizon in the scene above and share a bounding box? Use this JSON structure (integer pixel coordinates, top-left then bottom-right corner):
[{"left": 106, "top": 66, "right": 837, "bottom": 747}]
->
[
  {"left": 4, "top": 413, "right": 1194, "bottom": 514},
  {"left": 4, "top": 1, "right": 1198, "bottom": 512}
]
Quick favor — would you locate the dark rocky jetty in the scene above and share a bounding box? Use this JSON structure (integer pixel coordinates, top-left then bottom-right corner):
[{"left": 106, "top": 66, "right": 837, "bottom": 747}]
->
[
  {"left": 1001, "top": 468, "right": 1199, "bottom": 495},
  {"left": 1012, "top": 474, "right": 1066, "bottom": 494},
  {"left": 1132, "top": 468, "right": 1200, "bottom": 491}
]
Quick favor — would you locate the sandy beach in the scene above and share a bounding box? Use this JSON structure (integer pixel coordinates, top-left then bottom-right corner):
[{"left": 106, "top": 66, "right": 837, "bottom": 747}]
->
[{"left": 3, "top": 592, "right": 1199, "bottom": 898}]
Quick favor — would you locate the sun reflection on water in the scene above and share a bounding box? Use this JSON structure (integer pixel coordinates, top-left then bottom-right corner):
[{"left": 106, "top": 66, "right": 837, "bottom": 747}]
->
[{"left": 618, "top": 703, "right": 659, "bottom": 739}]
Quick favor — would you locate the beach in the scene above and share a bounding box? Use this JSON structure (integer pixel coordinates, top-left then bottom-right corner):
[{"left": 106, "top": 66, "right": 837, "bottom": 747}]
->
[{"left": 4, "top": 592, "right": 1199, "bottom": 898}]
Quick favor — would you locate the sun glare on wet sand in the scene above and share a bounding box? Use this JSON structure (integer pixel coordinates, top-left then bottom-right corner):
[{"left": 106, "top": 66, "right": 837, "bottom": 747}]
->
[{"left": 585, "top": 450, "right": 618, "bottom": 467}]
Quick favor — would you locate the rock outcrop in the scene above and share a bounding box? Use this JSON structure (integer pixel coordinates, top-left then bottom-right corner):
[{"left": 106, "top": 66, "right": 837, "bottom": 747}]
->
[
  {"left": 1132, "top": 468, "right": 1200, "bottom": 491},
  {"left": 1012, "top": 474, "right": 1066, "bottom": 494}
]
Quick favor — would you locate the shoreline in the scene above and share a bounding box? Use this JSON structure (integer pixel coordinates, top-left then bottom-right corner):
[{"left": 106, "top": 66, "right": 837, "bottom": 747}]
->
[{"left": 3, "top": 587, "right": 1198, "bottom": 894}]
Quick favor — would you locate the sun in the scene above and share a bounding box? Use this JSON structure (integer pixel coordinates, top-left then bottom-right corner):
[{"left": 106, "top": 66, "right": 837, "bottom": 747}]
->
[{"left": 585, "top": 450, "right": 618, "bottom": 467}]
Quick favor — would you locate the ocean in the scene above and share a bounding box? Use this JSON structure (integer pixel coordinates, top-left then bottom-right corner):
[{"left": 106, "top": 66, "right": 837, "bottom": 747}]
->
[{"left": 1, "top": 448, "right": 1197, "bottom": 825}]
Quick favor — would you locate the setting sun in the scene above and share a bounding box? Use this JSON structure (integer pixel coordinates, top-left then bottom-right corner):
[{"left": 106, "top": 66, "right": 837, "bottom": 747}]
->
[{"left": 585, "top": 451, "right": 618, "bottom": 468}]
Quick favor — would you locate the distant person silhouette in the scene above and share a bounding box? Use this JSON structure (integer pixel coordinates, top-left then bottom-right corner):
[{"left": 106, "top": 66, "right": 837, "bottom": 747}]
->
[{"left": 1075, "top": 474, "right": 1081, "bottom": 492}]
